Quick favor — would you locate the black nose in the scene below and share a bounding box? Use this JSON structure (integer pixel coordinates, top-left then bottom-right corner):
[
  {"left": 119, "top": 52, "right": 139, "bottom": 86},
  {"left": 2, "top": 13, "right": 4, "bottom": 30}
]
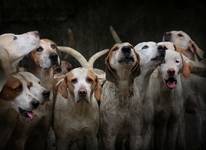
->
[
  {"left": 167, "top": 69, "right": 175, "bottom": 76},
  {"left": 31, "top": 100, "right": 40, "bottom": 109},
  {"left": 163, "top": 32, "right": 171, "bottom": 41},
  {"left": 78, "top": 89, "right": 87, "bottom": 97},
  {"left": 121, "top": 46, "right": 131, "bottom": 55},
  {"left": 42, "top": 90, "right": 50, "bottom": 99},
  {"left": 49, "top": 53, "right": 58, "bottom": 64}
]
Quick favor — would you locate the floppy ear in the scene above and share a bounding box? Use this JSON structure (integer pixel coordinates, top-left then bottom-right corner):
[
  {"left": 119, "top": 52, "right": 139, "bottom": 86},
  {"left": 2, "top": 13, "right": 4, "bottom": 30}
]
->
[
  {"left": 18, "top": 52, "right": 36, "bottom": 71},
  {"left": 0, "top": 76, "right": 22, "bottom": 100},
  {"left": 189, "top": 40, "right": 204, "bottom": 61},
  {"left": 105, "top": 54, "right": 118, "bottom": 84},
  {"left": 181, "top": 54, "right": 191, "bottom": 78},
  {"left": 94, "top": 77, "right": 102, "bottom": 103},
  {"left": 129, "top": 52, "right": 141, "bottom": 84},
  {"left": 57, "top": 78, "right": 68, "bottom": 99}
]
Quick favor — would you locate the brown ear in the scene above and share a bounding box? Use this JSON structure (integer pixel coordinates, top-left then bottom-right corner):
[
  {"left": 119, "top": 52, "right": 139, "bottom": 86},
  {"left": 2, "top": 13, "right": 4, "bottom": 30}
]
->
[
  {"left": 129, "top": 52, "right": 141, "bottom": 84},
  {"left": 105, "top": 54, "right": 118, "bottom": 84},
  {"left": 189, "top": 40, "right": 204, "bottom": 61},
  {"left": 57, "top": 78, "right": 68, "bottom": 99},
  {"left": 94, "top": 77, "right": 102, "bottom": 103},
  {"left": 181, "top": 54, "right": 191, "bottom": 78},
  {"left": 0, "top": 76, "right": 22, "bottom": 100},
  {"left": 183, "top": 62, "right": 191, "bottom": 78}
]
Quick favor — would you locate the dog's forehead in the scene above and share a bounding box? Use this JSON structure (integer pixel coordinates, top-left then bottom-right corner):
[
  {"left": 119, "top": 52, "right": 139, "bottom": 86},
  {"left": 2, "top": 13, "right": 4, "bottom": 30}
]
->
[
  {"left": 40, "top": 39, "right": 57, "bottom": 50},
  {"left": 165, "top": 50, "right": 181, "bottom": 60},
  {"left": 158, "top": 42, "right": 175, "bottom": 51},
  {"left": 70, "top": 68, "right": 89, "bottom": 79},
  {"left": 135, "top": 41, "right": 156, "bottom": 50},
  {"left": 70, "top": 68, "right": 96, "bottom": 80},
  {"left": 171, "top": 31, "right": 191, "bottom": 38}
]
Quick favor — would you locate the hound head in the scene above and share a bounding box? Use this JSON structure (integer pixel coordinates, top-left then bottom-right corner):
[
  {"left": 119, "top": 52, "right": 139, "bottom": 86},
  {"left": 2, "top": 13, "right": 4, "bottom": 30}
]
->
[
  {"left": 19, "top": 39, "right": 60, "bottom": 70},
  {"left": 0, "top": 31, "right": 40, "bottom": 60},
  {"left": 159, "top": 50, "right": 191, "bottom": 89},
  {"left": 105, "top": 42, "right": 140, "bottom": 84},
  {"left": 0, "top": 72, "right": 50, "bottom": 120},
  {"left": 135, "top": 42, "right": 166, "bottom": 66},
  {"left": 58, "top": 68, "right": 101, "bottom": 104},
  {"left": 163, "top": 31, "right": 204, "bottom": 61}
]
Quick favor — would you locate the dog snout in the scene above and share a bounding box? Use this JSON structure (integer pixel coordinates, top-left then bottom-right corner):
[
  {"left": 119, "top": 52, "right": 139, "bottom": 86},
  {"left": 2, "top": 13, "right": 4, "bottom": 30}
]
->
[
  {"left": 31, "top": 100, "right": 40, "bottom": 109},
  {"left": 167, "top": 69, "right": 175, "bottom": 76},
  {"left": 49, "top": 53, "right": 58, "bottom": 64},
  {"left": 121, "top": 46, "right": 131, "bottom": 56},
  {"left": 163, "top": 32, "right": 171, "bottom": 41},
  {"left": 42, "top": 90, "right": 50, "bottom": 99},
  {"left": 78, "top": 88, "right": 87, "bottom": 97}
]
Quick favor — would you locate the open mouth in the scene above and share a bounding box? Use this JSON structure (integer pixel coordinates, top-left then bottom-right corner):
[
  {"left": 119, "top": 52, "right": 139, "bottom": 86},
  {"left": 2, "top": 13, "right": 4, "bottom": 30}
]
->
[
  {"left": 164, "top": 77, "right": 177, "bottom": 89},
  {"left": 118, "top": 56, "right": 134, "bottom": 64},
  {"left": 18, "top": 107, "right": 34, "bottom": 120}
]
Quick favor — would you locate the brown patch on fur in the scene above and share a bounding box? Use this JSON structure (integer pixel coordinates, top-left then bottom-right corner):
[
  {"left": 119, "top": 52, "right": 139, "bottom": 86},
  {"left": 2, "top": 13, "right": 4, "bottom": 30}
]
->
[
  {"left": 129, "top": 50, "right": 141, "bottom": 84},
  {"left": 88, "top": 69, "right": 102, "bottom": 102},
  {"left": 105, "top": 45, "right": 119, "bottom": 83},
  {"left": 0, "top": 76, "right": 22, "bottom": 101},
  {"left": 65, "top": 72, "right": 75, "bottom": 98},
  {"left": 181, "top": 54, "right": 191, "bottom": 78},
  {"left": 57, "top": 78, "right": 68, "bottom": 99}
]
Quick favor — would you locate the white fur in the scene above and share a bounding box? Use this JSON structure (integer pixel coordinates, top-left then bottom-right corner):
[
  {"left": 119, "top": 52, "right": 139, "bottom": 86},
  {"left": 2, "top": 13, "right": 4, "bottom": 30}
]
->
[
  {"left": 11, "top": 72, "right": 47, "bottom": 112},
  {"left": 54, "top": 68, "right": 99, "bottom": 150}
]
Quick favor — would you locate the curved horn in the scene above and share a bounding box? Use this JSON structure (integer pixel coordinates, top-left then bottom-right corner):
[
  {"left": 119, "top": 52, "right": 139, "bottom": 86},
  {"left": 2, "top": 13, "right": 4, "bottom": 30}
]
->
[
  {"left": 88, "top": 49, "right": 109, "bottom": 68},
  {"left": 110, "top": 26, "right": 122, "bottom": 43},
  {"left": 57, "top": 46, "right": 88, "bottom": 68}
]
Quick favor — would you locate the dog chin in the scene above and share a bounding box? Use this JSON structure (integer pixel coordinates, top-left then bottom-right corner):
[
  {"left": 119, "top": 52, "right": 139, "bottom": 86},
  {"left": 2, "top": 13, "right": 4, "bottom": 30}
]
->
[
  {"left": 18, "top": 107, "right": 34, "bottom": 120},
  {"left": 76, "top": 98, "right": 90, "bottom": 104},
  {"left": 118, "top": 56, "right": 134, "bottom": 64},
  {"left": 164, "top": 77, "right": 177, "bottom": 89}
]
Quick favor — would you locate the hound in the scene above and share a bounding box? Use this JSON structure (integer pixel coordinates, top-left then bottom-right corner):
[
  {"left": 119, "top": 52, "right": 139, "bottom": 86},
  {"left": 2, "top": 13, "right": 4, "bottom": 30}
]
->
[
  {"left": 18, "top": 39, "right": 61, "bottom": 89},
  {"left": 163, "top": 31, "right": 205, "bottom": 62},
  {"left": 0, "top": 31, "right": 40, "bottom": 75},
  {"left": 54, "top": 67, "right": 101, "bottom": 150},
  {"left": 100, "top": 42, "right": 142, "bottom": 150},
  {"left": 148, "top": 49, "right": 190, "bottom": 150},
  {"left": 163, "top": 31, "right": 206, "bottom": 149},
  {"left": 0, "top": 72, "right": 50, "bottom": 150},
  {"left": 134, "top": 42, "right": 166, "bottom": 150}
]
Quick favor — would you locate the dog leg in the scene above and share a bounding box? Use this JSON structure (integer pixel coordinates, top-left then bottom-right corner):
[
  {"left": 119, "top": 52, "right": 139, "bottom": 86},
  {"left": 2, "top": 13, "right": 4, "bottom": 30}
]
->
[
  {"left": 102, "top": 134, "right": 116, "bottom": 150},
  {"left": 56, "top": 138, "right": 69, "bottom": 150},
  {"left": 86, "top": 134, "right": 98, "bottom": 150}
]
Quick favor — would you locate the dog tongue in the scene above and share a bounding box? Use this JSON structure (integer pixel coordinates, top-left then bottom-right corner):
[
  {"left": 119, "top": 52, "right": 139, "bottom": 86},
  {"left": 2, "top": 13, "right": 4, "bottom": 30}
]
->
[
  {"left": 27, "top": 112, "right": 33, "bottom": 120},
  {"left": 166, "top": 81, "right": 176, "bottom": 89}
]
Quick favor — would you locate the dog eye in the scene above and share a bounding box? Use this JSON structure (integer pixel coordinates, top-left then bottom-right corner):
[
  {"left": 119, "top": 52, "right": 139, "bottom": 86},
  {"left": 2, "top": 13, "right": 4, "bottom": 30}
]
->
[
  {"left": 27, "top": 82, "right": 33, "bottom": 89},
  {"left": 36, "top": 47, "right": 43, "bottom": 52},
  {"left": 86, "top": 77, "right": 93, "bottom": 83},
  {"left": 71, "top": 78, "right": 77, "bottom": 84},
  {"left": 51, "top": 44, "right": 57, "bottom": 49},
  {"left": 176, "top": 60, "right": 180, "bottom": 63},
  {"left": 13, "top": 36, "right": 17, "bottom": 40},
  {"left": 142, "top": 45, "right": 149, "bottom": 49},
  {"left": 112, "top": 47, "right": 118, "bottom": 51},
  {"left": 177, "top": 33, "right": 183, "bottom": 37}
]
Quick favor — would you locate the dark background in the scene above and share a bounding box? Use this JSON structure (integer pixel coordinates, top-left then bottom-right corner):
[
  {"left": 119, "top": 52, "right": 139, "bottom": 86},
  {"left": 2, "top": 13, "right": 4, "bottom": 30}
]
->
[{"left": 0, "top": 0, "right": 205, "bottom": 63}]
